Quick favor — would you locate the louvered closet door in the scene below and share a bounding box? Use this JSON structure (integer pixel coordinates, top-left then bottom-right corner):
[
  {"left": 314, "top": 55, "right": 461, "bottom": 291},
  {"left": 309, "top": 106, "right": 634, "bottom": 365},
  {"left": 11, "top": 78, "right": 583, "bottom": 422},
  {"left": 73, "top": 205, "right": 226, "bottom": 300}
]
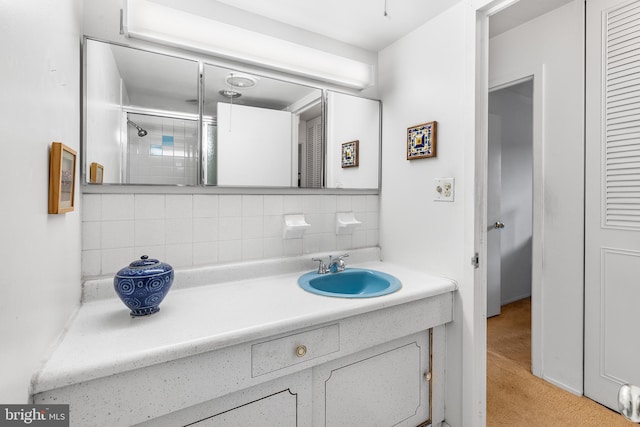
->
[{"left": 585, "top": 0, "right": 640, "bottom": 410}]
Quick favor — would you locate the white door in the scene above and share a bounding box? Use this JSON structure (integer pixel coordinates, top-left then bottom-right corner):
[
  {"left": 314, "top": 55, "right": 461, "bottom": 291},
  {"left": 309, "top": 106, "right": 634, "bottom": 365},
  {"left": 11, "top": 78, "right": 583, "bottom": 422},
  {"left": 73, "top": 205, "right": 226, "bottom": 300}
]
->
[
  {"left": 487, "top": 113, "right": 503, "bottom": 317},
  {"left": 585, "top": 0, "right": 640, "bottom": 410}
]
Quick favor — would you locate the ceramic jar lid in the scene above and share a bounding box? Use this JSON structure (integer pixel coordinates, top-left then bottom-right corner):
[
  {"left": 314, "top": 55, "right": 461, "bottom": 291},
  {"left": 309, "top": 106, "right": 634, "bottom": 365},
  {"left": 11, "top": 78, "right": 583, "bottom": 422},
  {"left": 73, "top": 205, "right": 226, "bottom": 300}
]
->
[{"left": 116, "top": 255, "right": 173, "bottom": 277}]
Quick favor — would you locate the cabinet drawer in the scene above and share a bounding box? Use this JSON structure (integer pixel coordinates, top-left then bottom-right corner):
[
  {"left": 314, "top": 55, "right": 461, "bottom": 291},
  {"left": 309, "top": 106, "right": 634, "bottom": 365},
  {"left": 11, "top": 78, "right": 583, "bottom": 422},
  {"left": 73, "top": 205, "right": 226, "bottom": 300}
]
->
[{"left": 252, "top": 324, "right": 340, "bottom": 377}]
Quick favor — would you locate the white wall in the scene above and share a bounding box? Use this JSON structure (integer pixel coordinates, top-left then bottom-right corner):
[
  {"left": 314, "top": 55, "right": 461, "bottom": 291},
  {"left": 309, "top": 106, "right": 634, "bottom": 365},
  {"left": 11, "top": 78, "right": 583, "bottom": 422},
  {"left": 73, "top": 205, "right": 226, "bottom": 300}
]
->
[
  {"left": 490, "top": 0, "right": 584, "bottom": 394},
  {"left": 489, "top": 83, "right": 533, "bottom": 305},
  {"left": 378, "top": 3, "right": 471, "bottom": 426},
  {"left": 0, "top": 0, "right": 82, "bottom": 402}
]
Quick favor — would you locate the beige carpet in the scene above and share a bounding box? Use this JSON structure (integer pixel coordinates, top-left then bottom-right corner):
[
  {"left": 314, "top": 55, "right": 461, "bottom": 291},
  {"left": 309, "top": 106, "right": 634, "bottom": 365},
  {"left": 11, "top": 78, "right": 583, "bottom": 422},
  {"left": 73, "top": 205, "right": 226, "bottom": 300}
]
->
[{"left": 487, "top": 298, "right": 632, "bottom": 426}]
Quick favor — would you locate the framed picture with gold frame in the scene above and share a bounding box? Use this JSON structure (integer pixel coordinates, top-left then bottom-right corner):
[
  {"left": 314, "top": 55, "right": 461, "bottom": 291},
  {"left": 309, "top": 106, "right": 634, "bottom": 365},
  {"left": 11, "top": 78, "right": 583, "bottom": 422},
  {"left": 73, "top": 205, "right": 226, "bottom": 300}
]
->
[
  {"left": 49, "top": 142, "right": 76, "bottom": 214},
  {"left": 90, "top": 162, "right": 104, "bottom": 184},
  {"left": 407, "top": 121, "right": 437, "bottom": 160}
]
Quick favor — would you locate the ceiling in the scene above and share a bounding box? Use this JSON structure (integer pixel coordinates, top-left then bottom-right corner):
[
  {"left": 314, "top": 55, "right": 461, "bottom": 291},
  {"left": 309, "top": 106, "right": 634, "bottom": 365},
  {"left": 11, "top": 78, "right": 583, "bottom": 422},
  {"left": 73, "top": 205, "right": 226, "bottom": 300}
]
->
[
  {"left": 213, "top": 0, "right": 574, "bottom": 51},
  {"left": 213, "top": 0, "right": 458, "bottom": 52}
]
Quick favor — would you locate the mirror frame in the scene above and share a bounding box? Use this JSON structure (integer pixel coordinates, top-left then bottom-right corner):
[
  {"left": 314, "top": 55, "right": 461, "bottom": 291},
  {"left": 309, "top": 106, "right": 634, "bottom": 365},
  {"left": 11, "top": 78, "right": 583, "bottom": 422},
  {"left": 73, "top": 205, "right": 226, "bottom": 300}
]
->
[{"left": 81, "top": 37, "right": 381, "bottom": 193}]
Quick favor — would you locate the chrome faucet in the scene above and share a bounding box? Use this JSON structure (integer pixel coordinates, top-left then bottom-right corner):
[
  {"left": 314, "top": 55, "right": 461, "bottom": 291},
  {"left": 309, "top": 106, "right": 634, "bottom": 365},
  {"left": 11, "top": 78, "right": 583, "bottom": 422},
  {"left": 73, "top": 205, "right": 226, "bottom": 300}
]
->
[{"left": 312, "top": 254, "right": 349, "bottom": 274}]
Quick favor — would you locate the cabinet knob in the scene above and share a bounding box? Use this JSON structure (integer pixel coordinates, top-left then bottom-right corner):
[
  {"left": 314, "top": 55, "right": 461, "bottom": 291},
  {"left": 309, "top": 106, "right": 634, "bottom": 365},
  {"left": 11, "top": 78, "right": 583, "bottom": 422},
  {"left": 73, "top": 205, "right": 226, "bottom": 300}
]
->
[{"left": 295, "top": 345, "right": 307, "bottom": 358}]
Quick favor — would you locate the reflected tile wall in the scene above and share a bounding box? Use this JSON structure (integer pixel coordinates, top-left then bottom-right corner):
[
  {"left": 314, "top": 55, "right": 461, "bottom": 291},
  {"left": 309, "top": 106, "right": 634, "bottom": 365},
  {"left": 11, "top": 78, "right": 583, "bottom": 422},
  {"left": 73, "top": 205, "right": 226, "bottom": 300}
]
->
[{"left": 81, "top": 194, "right": 379, "bottom": 277}]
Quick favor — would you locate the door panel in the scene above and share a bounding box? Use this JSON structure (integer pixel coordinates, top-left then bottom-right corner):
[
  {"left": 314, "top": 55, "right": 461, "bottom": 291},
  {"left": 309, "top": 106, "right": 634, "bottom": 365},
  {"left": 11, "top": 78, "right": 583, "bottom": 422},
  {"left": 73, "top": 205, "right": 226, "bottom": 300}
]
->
[
  {"left": 487, "top": 113, "right": 502, "bottom": 317},
  {"left": 585, "top": 0, "right": 640, "bottom": 410}
]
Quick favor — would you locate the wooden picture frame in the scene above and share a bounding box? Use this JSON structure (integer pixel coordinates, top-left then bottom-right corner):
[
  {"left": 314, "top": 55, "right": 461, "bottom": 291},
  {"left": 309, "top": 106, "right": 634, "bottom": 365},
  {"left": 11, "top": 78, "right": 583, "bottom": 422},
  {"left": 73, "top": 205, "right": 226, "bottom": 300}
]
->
[
  {"left": 89, "top": 162, "right": 104, "bottom": 184},
  {"left": 341, "top": 140, "right": 359, "bottom": 168},
  {"left": 407, "top": 121, "right": 437, "bottom": 160},
  {"left": 49, "top": 142, "right": 76, "bottom": 214}
]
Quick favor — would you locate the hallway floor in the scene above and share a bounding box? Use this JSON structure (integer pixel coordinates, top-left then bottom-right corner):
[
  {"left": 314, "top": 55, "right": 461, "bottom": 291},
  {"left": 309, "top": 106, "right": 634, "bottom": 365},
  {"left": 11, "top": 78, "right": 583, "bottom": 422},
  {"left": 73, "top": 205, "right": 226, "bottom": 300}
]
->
[{"left": 486, "top": 298, "right": 631, "bottom": 426}]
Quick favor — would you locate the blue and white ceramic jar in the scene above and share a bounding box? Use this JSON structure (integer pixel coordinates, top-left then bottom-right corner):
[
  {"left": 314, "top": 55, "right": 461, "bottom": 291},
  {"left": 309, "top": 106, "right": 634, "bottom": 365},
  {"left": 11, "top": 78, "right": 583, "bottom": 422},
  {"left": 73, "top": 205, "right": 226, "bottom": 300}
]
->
[{"left": 114, "top": 255, "right": 174, "bottom": 317}]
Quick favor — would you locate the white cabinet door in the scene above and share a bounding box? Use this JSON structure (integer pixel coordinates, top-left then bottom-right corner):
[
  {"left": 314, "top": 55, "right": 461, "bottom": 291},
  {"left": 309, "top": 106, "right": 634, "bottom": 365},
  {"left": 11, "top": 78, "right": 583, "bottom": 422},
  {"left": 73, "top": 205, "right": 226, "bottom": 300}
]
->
[
  {"left": 193, "top": 390, "right": 296, "bottom": 427},
  {"left": 312, "top": 332, "right": 430, "bottom": 427},
  {"left": 134, "top": 371, "right": 310, "bottom": 427},
  {"left": 585, "top": 0, "right": 640, "bottom": 410}
]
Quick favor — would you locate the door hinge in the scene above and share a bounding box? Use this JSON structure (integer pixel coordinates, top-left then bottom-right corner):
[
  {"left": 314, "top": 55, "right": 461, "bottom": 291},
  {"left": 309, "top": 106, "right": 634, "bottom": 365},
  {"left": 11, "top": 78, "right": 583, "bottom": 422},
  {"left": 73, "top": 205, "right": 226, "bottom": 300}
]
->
[{"left": 471, "top": 252, "right": 479, "bottom": 269}]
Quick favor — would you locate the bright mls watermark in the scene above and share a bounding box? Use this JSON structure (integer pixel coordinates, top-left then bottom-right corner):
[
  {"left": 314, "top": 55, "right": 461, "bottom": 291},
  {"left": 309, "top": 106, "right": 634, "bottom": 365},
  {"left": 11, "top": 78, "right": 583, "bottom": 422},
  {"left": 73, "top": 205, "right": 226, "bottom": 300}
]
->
[{"left": 0, "top": 405, "right": 68, "bottom": 426}]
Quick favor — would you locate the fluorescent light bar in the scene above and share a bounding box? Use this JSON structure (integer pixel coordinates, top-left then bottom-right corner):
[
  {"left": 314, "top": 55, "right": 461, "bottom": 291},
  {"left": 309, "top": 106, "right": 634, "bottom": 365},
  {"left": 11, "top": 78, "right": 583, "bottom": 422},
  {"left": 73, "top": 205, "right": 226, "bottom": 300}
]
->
[{"left": 123, "top": 0, "right": 374, "bottom": 89}]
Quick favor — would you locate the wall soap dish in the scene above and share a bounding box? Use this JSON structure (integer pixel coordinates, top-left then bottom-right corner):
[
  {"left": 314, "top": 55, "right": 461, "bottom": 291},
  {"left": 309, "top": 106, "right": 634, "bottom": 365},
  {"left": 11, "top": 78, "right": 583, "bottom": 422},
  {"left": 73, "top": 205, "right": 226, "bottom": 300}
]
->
[
  {"left": 336, "top": 212, "right": 362, "bottom": 235},
  {"left": 283, "top": 214, "right": 311, "bottom": 239}
]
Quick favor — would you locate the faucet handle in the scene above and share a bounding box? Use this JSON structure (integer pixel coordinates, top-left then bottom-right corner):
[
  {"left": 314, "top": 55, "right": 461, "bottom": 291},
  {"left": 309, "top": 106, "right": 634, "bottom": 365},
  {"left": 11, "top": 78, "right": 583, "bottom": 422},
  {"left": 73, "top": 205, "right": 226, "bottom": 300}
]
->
[{"left": 311, "top": 257, "right": 327, "bottom": 274}]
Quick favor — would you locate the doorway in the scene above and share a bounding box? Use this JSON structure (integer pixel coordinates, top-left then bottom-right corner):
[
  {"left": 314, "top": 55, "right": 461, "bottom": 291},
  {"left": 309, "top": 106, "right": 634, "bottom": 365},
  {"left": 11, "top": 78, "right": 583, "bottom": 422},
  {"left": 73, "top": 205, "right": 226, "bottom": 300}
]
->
[{"left": 487, "top": 80, "right": 533, "bottom": 318}]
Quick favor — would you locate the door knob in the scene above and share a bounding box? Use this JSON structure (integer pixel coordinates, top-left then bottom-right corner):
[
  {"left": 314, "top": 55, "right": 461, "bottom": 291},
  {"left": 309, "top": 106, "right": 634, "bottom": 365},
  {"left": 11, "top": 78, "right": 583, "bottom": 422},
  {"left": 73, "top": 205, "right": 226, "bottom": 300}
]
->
[{"left": 494, "top": 221, "right": 505, "bottom": 229}]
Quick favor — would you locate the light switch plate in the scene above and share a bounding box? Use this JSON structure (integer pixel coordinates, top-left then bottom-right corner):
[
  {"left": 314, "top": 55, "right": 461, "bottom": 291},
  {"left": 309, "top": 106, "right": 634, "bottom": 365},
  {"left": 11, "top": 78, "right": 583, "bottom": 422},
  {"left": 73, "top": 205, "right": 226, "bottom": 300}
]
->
[{"left": 434, "top": 178, "right": 455, "bottom": 202}]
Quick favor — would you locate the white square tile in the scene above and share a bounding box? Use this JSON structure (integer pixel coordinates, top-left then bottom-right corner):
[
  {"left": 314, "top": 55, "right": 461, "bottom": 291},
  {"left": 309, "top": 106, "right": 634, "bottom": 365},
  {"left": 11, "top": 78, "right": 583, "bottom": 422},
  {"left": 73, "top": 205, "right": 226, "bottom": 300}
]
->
[
  {"left": 263, "top": 216, "right": 282, "bottom": 238},
  {"left": 166, "top": 195, "right": 193, "bottom": 218},
  {"left": 242, "top": 217, "right": 263, "bottom": 240},
  {"left": 82, "top": 221, "right": 101, "bottom": 250},
  {"left": 366, "top": 229, "right": 379, "bottom": 247},
  {"left": 365, "top": 211, "right": 380, "bottom": 230},
  {"left": 193, "top": 242, "right": 218, "bottom": 265},
  {"left": 352, "top": 195, "right": 367, "bottom": 213},
  {"left": 219, "top": 195, "right": 242, "bottom": 217},
  {"left": 81, "top": 250, "right": 101, "bottom": 277},
  {"left": 219, "top": 217, "right": 242, "bottom": 240},
  {"left": 101, "top": 221, "right": 134, "bottom": 249},
  {"left": 283, "top": 196, "right": 304, "bottom": 214},
  {"left": 283, "top": 238, "right": 303, "bottom": 257},
  {"left": 193, "top": 217, "right": 218, "bottom": 243},
  {"left": 263, "top": 237, "right": 283, "bottom": 259},
  {"left": 165, "top": 244, "right": 193, "bottom": 268},
  {"left": 242, "top": 195, "right": 263, "bottom": 217},
  {"left": 101, "top": 195, "right": 134, "bottom": 221},
  {"left": 352, "top": 230, "right": 367, "bottom": 248},
  {"left": 366, "top": 195, "right": 380, "bottom": 212},
  {"left": 82, "top": 194, "right": 101, "bottom": 221},
  {"left": 102, "top": 247, "right": 135, "bottom": 276},
  {"left": 302, "top": 195, "right": 322, "bottom": 213},
  {"left": 218, "top": 240, "right": 242, "bottom": 263},
  {"left": 302, "top": 234, "right": 321, "bottom": 254},
  {"left": 336, "top": 235, "right": 352, "bottom": 251},
  {"left": 264, "top": 195, "right": 284, "bottom": 215},
  {"left": 242, "top": 238, "right": 264, "bottom": 261},
  {"left": 319, "top": 195, "right": 337, "bottom": 213},
  {"left": 135, "top": 195, "right": 165, "bottom": 220},
  {"left": 318, "top": 233, "right": 337, "bottom": 252},
  {"left": 134, "top": 246, "right": 165, "bottom": 262},
  {"left": 193, "top": 195, "right": 219, "bottom": 218},
  {"left": 134, "top": 219, "right": 165, "bottom": 246},
  {"left": 166, "top": 218, "right": 193, "bottom": 244},
  {"left": 336, "top": 196, "right": 352, "bottom": 212}
]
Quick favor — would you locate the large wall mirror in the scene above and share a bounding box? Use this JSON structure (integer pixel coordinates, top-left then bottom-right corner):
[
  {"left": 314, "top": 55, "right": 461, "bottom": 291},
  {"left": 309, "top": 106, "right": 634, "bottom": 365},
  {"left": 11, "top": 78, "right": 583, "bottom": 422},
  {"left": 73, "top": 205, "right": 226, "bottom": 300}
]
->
[{"left": 83, "top": 38, "right": 380, "bottom": 189}]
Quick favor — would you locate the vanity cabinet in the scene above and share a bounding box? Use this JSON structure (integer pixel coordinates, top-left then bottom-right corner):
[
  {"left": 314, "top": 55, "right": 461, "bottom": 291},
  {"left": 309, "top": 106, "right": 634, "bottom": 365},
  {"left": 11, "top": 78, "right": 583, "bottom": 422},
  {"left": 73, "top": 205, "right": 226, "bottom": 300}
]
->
[
  {"left": 136, "top": 331, "right": 433, "bottom": 427},
  {"left": 31, "top": 259, "right": 455, "bottom": 427}
]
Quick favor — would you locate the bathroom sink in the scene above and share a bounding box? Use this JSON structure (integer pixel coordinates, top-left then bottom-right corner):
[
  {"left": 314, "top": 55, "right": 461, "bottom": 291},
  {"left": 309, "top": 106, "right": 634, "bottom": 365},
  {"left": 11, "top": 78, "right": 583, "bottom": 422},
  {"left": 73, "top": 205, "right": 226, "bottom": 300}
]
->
[{"left": 298, "top": 268, "right": 401, "bottom": 298}]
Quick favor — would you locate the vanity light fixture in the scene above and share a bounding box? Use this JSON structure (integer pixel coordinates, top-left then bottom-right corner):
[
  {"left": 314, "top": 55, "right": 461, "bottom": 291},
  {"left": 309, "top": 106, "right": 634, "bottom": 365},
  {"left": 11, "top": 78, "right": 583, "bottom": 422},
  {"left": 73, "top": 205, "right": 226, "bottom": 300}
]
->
[{"left": 122, "top": 0, "right": 374, "bottom": 89}]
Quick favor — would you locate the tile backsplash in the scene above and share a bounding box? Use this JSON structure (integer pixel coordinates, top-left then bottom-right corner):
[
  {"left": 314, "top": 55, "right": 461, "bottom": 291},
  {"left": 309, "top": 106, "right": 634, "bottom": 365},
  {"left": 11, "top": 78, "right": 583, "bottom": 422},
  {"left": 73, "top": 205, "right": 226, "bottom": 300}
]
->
[{"left": 82, "top": 193, "right": 379, "bottom": 278}]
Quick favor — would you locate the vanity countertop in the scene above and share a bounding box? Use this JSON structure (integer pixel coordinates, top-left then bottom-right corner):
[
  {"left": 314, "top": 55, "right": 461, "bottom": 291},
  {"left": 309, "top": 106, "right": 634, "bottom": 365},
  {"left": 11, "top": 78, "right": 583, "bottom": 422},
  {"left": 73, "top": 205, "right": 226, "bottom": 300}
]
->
[{"left": 32, "top": 260, "right": 456, "bottom": 395}]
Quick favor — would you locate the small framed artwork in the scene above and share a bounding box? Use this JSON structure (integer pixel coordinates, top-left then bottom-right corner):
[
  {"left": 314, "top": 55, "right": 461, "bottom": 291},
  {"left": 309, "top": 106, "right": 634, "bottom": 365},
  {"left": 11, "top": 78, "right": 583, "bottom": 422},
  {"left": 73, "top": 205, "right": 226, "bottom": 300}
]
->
[
  {"left": 89, "top": 162, "right": 104, "bottom": 184},
  {"left": 49, "top": 142, "right": 77, "bottom": 214},
  {"left": 407, "top": 121, "right": 437, "bottom": 160},
  {"left": 341, "top": 140, "right": 359, "bottom": 168}
]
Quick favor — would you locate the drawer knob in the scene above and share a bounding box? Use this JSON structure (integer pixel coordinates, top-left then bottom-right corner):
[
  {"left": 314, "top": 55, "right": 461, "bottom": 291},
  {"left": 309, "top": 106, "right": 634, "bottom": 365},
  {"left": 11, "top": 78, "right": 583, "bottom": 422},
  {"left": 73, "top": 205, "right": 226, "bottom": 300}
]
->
[{"left": 295, "top": 345, "right": 307, "bottom": 357}]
